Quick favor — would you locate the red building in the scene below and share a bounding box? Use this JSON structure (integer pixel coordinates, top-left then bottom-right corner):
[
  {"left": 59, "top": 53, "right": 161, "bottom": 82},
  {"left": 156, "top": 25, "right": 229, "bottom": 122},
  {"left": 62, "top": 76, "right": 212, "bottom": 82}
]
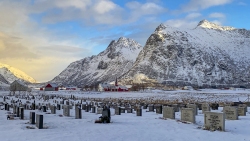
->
[{"left": 44, "top": 83, "right": 58, "bottom": 91}]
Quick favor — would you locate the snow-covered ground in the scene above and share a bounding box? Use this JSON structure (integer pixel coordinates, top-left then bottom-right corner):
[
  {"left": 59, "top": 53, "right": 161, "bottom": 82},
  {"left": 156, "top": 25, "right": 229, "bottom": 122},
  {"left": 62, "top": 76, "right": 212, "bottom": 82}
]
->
[{"left": 0, "top": 89, "right": 250, "bottom": 141}]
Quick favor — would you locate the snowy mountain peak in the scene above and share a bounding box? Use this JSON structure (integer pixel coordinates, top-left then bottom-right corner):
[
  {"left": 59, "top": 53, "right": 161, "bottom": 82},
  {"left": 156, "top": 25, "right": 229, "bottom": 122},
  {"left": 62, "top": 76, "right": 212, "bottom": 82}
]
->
[
  {"left": 197, "top": 19, "right": 235, "bottom": 31},
  {"left": 155, "top": 23, "right": 167, "bottom": 31},
  {"left": 0, "top": 63, "right": 36, "bottom": 84},
  {"left": 51, "top": 37, "right": 143, "bottom": 86}
]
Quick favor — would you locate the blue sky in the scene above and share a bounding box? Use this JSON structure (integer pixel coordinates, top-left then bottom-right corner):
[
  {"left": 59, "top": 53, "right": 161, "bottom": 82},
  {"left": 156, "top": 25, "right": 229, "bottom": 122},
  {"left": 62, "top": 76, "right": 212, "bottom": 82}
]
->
[{"left": 0, "top": 0, "right": 249, "bottom": 82}]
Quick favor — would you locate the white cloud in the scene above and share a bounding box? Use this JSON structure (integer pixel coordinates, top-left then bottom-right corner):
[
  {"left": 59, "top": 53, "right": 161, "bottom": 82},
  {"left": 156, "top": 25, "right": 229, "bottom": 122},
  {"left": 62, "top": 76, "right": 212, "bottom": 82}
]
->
[
  {"left": 238, "top": 2, "right": 247, "bottom": 6},
  {"left": 94, "top": 0, "right": 117, "bottom": 14},
  {"left": 165, "top": 19, "right": 198, "bottom": 29},
  {"left": 209, "top": 13, "right": 226, "bottom": 19},
  {"left": 185, "top": 12, "right": 202, "bottom": 19},
  {"left": 181, "top": 0, "right": 233, "bottom": 12}
]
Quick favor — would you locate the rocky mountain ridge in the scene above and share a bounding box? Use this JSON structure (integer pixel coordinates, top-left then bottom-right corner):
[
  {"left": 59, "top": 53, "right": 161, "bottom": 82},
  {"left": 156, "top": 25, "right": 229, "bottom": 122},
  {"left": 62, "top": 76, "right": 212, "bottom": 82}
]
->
[
  {"left": 0, "top": 63, "right": 36, "bottom": 84},
  {"left": 122, "top": 20, "right": 250, "bottom": 87},
  {"left": 51, "top": 37, "right": 143, "bottom": 86}
]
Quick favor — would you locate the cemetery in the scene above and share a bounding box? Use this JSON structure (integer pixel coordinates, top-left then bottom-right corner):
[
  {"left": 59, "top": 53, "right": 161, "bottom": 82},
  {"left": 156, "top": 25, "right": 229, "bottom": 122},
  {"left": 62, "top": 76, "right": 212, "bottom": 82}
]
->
[{"left": 0, "top": 89, "right": 250, "bottom": 141}]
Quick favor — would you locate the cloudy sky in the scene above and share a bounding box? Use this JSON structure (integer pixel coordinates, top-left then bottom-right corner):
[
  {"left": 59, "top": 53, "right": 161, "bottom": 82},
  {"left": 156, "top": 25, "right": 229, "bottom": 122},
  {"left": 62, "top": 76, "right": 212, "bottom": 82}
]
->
[{"left": 0, "top": 0, "right": 249, "bottom": 82}]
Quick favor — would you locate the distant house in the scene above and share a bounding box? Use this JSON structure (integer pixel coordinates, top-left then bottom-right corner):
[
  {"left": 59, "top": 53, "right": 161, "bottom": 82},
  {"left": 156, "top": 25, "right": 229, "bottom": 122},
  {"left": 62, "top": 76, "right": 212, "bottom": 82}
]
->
[
  {"left": 98, "top": 81, "right": 128, "bottom": 92},
  {"left": 66, "top": 87, "right": 77, "bottom": 90},
  {"left": 44, "top": 83, "right": 58, "bottom": 91},
  {"left": 9, "top": 80, "right": 28, "bottom": 92}
]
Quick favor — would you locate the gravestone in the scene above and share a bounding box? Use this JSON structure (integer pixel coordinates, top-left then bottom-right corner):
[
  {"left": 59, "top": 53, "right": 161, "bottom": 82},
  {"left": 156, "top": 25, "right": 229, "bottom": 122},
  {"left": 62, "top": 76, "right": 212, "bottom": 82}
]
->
[
  {"left": 136, "top": 108, "right": 142, "bottom": 116},
  {"left": 63, "top": 105, "right": 70, "bottom": 116},
  {"left": 237, "top": 107, "right": 246, "bottom": 116},
  {"left": 13, "top": 105, "right": 16, "bottom": 114},
  {"left": 91, "top": 106, "right": 96, "bottom": 113},
  {"left": 172, "top": 104, "right": 179, "bottom": 112},
  {"left": 127, "top": 108, "right": 133, "bottom": 113},
  {"left": 163, "top": 106, "right": 175, "bottom": 119},
  {"left": 85, "top": 105, "right": 89, "bottom": 112},
  {"left": 181, "top": 108, "right": 195, "bottom": 123},
  {"left": 120, "top": 107, "right": 125, "bottom": 113},
  {"left": 42, "top": 106, "right": 46, "bottom": 112},
  {"left": 66, "top": 101, "right": 69, "bottom": 105},
  {"left": 115, "top": 107, "right": 121, "bottom": 115},
  {"left": 210, "top": 103, "right": 219, "bottom": 110},
  {"left": 16, "top": 106, "right": 20, "bottom": 117},
  {"left": 97, "top": 108, "right": 103, "bottom": 114},
  {"left": 82, "top": 104, "right": 86, "bottom": 110},
  {"left": 30, "top": 112, "right": 35, "bottom": 124},
  {"left": 99, "top": 106, "right": 111, "bottom": 123},
  {"left": 143, "top": 105, "right": 147, "bottom": 109},
  {"left": 75, "top": 106, "right": 82, "bottom": 119},
  {"left": 19, "top": 107, "right": 24, "bottom": 120},
  {"left": 238, "top": 104, "right": 247, "bottom": 112},
  {"left": 57, "top": 104, "right": 61, "bottom": 110},
  {"left": 156, "top": 105, "right": 162, "bottom": 114},
  {"left": 36, "top": 114, "right": 43, "bottom": 129},
  {"left": 50, "top": 105, "right": 56, "bottom": 114},
  {"left": 202, "top": 103, "right": 211, "bottom": 113},
  {"left": 187, "top": 104, "right": 198, "bottom": 115},
  {"left": 204, "top": 112, "right": 225, "bottom": 131},
  {"left": 4, "top": 103, "right": 8, "bottom": 110},
  {"left": 223, "top": 106, "right": 238, "bottom": 120},
  {"left": 148, "top": 104, "right": 154, "bottom": 112}
]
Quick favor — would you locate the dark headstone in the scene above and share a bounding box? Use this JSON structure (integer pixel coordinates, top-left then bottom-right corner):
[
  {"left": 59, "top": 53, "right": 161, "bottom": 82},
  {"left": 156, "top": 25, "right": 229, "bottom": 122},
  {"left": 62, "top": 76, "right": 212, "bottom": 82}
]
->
[
  {"left": 156, "top": 105, "right": 162, "bottom": 114},
  {"left": 36, "top": 114, "right": 43, "bottom": 129},
  {"left": 120, "top": 107, "right": 125, "bottom": 113},
  {"left": 92, "top": 106, "right": 96, "bottom": 113},
  {"left": 136, "top": 108, "right": 142, "bottom": 116},
  {"left": 19, "top": 107, "right": 24, "bottom": 120},
  {"left": 75, "top": 106, "right": 82, "bottom": 119},
  {"left": 115, "top": 107, "right": 121, "bottom": 115},
  {"left": 42, "top": 106, "right": 46, "bottom": 112},
  {"left": 126, "top": 108, "right": 133, "bottom": 113},
  {"left": 30, "top": 112, "right": 35, "bottom": 124}
]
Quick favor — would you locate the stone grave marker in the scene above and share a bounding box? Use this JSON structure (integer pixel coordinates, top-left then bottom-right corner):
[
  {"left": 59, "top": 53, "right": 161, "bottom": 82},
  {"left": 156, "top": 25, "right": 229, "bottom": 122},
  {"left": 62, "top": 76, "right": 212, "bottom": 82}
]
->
[
  {"left": 204, "top": 112, "right": 225, "bottom": 131},
  {"left": 42, "top": 106, "right": 46, "bottom": 112},
  {"left": 172, "top": 104, "right": 179, "bottom": 112},
  {"left": 75, "top": 106, "right": 82, "bottom": 119},
  {"left": 148, "top": 104, "right": 154, "bottom": 112},
  {"left": 126, "top": 108, "right": 133, "bottom": 113},
  {"left": 19, "top": 107, "right": 24, "bottom": 120},
  {"left": 85, "top": 105, "right": 89, "bottom": 112},
  {"left": 223, "top": 106, "right": 238, "bottom": 120},
  {"left": 202, "top": 103, "right": 211, "bottom": 113},
  {"left": 30, "top": 112, "right": 35, "bottom": 124},
  {"left": 136, "top": 108, "right": 142, "bottom": 116},
  {"left": 210, "top": 103, "right": 219, "bottom": 110},
  {"left": 237, "top": 107, "right": 246, "bottom": 116},
  {"left": 82, "top": 104, "right": 86, "bottom": 110},
  {"left": 36, "top": 114, "right": 43, "bottom": 129},
  {"left": 156, "top": 105, "right": 162, "bottom": 114},
  {"left": 187, "top": 104, "right": 198, "bottom": 115},
  {"left": 63, "top": 105, "right": 70, "bottom": 116},
  {"left": 92, "top": 106, "right": 96, "bottom": 113},
  {"left": 50, "top": 105, "right": 56, "bottom": 114},
  {"left": 16, "top": 106, "right": 20, "bottom": 117},
  {"left": 97, "top": 108, "right": 103, "bottom": 114},
  {"left": 163, "top": 106, "right": 175, "bottom": 119},
  {"left": 120, "top": 107, "right": 125, "bottom": 113},
  {"left": 181, "top": 108, "right": 195, "bottom": 123},
  {"left": 57, "top": 104, "right": 61, "bottom": 110},
  {"left": 239, "top": 104, "right": 247, "bottom": 112},
  {"left": 115, "top": 107, "right": 121, "bottom": 115}
]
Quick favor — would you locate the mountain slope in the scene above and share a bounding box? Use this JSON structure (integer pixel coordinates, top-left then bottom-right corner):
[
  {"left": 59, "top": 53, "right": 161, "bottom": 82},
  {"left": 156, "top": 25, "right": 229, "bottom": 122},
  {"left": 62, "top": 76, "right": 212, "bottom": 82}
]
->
[
  {"left": 0, "top": 63, "right": 36, "bottom": 84},
  {"left": 51, "top": 37, "right": 143, "bottom": 86},
  {"left": 122, "top": 20, "right": 250, "bottom": 87}
]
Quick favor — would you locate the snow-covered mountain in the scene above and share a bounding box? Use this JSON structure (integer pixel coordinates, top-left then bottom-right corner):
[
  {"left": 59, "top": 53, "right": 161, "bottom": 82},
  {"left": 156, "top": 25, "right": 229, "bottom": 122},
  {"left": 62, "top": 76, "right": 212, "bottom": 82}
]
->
[
  {"left": 51, "top": 37, "right": 143, "bottom": 86},
  {"left": 122, "top": 20, "right": 250, "bottom": 88},
  {"left": 0, "top": 63, "right": 36, "bottom": 84}
]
